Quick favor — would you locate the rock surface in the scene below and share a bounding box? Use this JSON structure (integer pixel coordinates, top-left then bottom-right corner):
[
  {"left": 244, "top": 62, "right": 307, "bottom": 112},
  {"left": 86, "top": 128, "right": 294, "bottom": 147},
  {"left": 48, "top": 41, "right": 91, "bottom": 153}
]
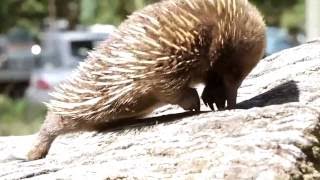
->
[{"left": 1, "top": 41, "right": 320, "bottom": 179}]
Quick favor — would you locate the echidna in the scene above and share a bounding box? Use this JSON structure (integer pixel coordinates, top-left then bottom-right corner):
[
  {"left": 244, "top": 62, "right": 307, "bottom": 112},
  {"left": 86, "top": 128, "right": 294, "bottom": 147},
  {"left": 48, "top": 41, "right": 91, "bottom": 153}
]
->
[{"left": 28, "top": 0, "right": 266, "bottom": 160}]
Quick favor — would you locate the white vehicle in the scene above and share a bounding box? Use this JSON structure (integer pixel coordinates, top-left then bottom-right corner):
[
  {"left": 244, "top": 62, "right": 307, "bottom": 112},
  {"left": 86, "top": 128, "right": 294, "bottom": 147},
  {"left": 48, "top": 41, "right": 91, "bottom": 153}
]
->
[{"left": 26, "top": 29, "right": 114, "bottom": 104}]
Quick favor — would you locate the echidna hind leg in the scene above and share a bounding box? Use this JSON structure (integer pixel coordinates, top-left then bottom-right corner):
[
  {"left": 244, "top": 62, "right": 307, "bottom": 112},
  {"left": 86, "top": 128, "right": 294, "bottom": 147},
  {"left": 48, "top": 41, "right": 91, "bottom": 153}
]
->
[
  {"left": 178, "top": 87, "right": 200, "bottom": 111},
  {"left": 27, "top": 112, "right": 76, "bottom": 160},
  {"left": 167, "top": 87, "right": 200, "bottom": 111}
]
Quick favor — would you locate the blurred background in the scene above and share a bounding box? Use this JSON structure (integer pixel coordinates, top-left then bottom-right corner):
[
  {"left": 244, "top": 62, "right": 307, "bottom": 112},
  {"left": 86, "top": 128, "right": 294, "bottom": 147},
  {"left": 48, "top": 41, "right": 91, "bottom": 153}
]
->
[{"left": 0, "top": 0, "right": 317, "bottom": 135}]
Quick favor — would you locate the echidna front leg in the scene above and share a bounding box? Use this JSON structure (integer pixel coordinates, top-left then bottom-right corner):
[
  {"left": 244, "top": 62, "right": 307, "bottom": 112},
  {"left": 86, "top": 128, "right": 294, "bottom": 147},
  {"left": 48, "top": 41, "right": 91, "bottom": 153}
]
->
[
  {"left": 201, "top": 70, "right": 240, "bottom": 110},
  {"left": 202, "top": 83, "right": 226, "bottom": 110},
  {"left": 27, "top": 112, "right": 76, "bottom": 160},
  {"left": 202, "top": 71, "right": 227, "bottom": 110}
]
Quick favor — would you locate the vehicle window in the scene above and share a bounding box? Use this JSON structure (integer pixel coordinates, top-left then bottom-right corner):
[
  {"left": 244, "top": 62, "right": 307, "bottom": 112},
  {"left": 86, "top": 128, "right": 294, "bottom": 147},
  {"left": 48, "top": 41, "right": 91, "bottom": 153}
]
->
[
  {"left": 70, "top": 41, "right": 93, "bottom": 60},
  {"left": 37, "top": 49, "right": 62, "bottom": 69},
  {"left": 7, "top": 28, "right": 33, "bottom": 43}
]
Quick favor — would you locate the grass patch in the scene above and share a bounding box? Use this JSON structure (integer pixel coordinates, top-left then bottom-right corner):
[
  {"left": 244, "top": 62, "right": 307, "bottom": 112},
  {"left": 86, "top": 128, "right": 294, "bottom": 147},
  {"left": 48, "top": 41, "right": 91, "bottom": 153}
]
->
[{"left": 0, "top": 95, "right": 46, "bottom": 136}]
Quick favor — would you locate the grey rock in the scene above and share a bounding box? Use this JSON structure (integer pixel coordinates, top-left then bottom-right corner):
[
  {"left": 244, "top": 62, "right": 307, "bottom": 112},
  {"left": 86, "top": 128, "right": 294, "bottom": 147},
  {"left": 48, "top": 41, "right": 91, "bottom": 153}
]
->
[{"left": 1, "top": 41, "right": 320, "bottom": 179}]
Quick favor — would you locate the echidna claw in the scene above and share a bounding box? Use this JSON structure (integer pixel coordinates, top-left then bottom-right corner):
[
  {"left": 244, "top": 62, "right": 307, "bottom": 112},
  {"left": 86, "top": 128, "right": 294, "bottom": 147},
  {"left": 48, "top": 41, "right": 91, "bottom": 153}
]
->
[{"left": 208, "top": 103, "right": 215, "bottom": 111}]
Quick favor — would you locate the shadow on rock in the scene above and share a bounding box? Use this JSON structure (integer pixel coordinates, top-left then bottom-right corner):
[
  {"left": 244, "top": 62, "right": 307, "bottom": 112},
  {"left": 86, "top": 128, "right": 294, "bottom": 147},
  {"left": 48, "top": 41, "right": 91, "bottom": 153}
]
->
[
  {"left": 237, "top": 80, "right": 300, "bottom": 109},
  {"left": 95, "top": 111, "right": 202, "bottom": 132},
  {"left": 97, "top": 81, "right": 299, "bottom": 133}
]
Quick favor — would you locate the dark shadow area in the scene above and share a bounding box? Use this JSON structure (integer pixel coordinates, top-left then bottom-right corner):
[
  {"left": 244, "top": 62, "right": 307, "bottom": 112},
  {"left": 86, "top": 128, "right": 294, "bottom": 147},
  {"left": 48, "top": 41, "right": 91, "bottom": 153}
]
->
[
  {"left": 96, "top": 81, "right": 299, "bottom": 133},
  {"left": 236, "top": 80, "right": 300, "bottom": 109},
  {"left": 306, "top": 39, "right": 320, "bottom": 44},
  {"left": 301, "top": 125, "right": 320, "bottom": 172},
  {"left": 95, "top": 111, "right": 205, "bottom": 133},
  {"left": 0, "top": 82, "right": 29, "bottom": 98}
]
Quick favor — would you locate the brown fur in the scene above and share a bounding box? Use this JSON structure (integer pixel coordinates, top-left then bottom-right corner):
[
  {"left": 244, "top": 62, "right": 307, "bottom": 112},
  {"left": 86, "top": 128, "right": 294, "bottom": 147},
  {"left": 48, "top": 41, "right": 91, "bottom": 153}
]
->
[{"left": 28, "top": 0, "right": 266, "bottom": 160}]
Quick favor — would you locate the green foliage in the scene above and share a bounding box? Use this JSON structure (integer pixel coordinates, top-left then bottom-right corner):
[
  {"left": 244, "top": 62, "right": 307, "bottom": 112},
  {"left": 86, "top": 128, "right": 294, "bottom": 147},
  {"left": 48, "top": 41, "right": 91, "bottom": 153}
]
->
[
  {"left": 0, "top": 95, "right": 45, "bottom": 136},
  {"left": 0, "top": 0, "right": 12, "bottom": 33},
  {"left": 0, "top": 0, "right": 306, "bottom": 35},
  {"left": 0, "top": 0, "right": 47, "bottom": 35},
  {"left": 281, "top": 0, "right": 305, "bottom": 30},
  {"left": 80, "top": 0, "right": 305, "bottom": 30},
  {"left": 250, "top": 0, "right": 304, "bottom": 28},
  {"left": 80, "top": 0, "right": 157, "bottom": 26}
]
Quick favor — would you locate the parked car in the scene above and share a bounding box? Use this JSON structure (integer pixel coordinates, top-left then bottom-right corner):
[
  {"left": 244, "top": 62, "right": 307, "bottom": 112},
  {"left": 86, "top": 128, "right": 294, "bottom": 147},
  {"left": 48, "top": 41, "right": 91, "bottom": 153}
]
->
[
  {"left": 26, "top": 29, "right": 114, "bottom": 104},
  {"left": 0, "top": 28, "right": 36, "bottom": 97}
]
